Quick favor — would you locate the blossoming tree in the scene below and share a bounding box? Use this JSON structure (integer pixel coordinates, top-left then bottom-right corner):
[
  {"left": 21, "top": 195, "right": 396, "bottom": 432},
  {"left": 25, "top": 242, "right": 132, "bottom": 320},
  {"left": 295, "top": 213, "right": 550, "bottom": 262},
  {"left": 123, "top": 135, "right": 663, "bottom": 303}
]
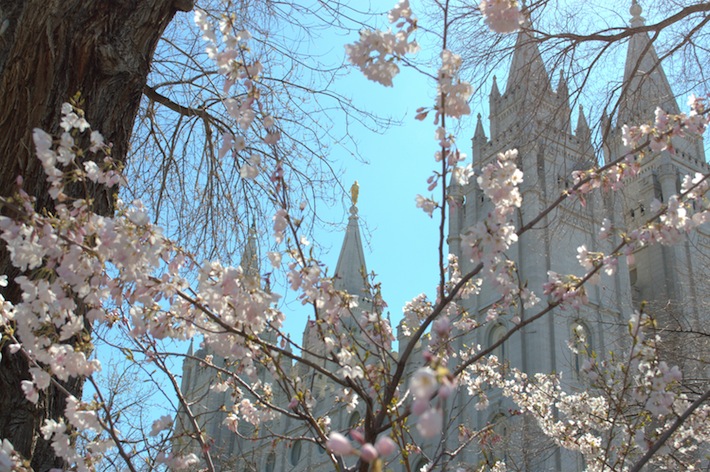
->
[
  {"left": 0, "top": 0, "right": 385, "bottom": 469},
  {"left": 1, "top": 0, "right": 709, "bottom": 471}
]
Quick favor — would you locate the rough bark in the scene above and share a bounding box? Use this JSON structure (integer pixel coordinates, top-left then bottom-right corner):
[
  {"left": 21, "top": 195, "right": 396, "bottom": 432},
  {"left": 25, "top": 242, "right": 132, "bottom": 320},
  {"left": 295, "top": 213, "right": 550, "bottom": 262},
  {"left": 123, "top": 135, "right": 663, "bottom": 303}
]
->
[{"left": 0, "top": 1, "right": 192, "bottom": 469}]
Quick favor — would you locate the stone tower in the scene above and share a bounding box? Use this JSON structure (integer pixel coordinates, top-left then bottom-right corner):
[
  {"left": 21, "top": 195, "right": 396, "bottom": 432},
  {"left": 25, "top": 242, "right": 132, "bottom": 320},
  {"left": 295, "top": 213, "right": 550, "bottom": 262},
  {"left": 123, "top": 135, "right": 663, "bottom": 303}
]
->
[
  {"left": 605, "top": 0, "right": 709, "bottom": 390},
  {"left": 174, "top": 3, "right": 708, "bottom": 470},
  {"left": 446, "top": 2, "right": 707, "bottom": 470},
  {"left": 175, "top": 203, "right": 374, "bottom": 471},
  {"left": 448, "top": 19, "right": 633, "bottom": 472}
]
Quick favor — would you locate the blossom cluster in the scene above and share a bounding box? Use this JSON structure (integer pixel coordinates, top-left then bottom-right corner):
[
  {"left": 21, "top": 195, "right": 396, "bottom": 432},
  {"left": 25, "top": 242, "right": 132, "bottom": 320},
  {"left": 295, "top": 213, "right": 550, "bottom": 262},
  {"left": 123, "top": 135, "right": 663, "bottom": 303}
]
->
[
  {"left": 479, "top": 0, "right": 524, "bottom": 34},
  {"left": 627, "top": 311, "right": 683, "bottom": 417},
  {"left": 574, "top": 98, "right": 709, "bottom": 200},
  {"left": 462, "top": 152, "right": 520, "bottom": 251},
  {"left": 509, "top": 310, "right": 710, "bottom": 470},
  {"left": 0, "top": 439, "right": 30, "bottom": 472},
  {"left": 437, "top": 50, "right": 473, "bottom": 120},
  {"left": 460, "top": 150, "right": 536, "bottom": 319},
  {"left": 0, "top": 105, "right": 288, "bottom": 469},
  {"left": 622, "top": 97, "right": 709, "bottom": 153},
  {"left": 326, "top": 430, "right": 396, "bottom": 465},
  {"left": 400, "top": 293, "right": 433, "bottom": 337},
  {"left": 408, "top": 365, "right": 457, "bottom": 439},
  {"left": 195, "top": 9, "right": 280, "bottom": 177},
  {"left": 1, "top": 0, "right": 709, "bottom": 470},
  {"left": 345, "top": 0, "right": 419, "bottom": 86},
  {"left": 542, "top": 272, "right": 589, "bottom": 309}
]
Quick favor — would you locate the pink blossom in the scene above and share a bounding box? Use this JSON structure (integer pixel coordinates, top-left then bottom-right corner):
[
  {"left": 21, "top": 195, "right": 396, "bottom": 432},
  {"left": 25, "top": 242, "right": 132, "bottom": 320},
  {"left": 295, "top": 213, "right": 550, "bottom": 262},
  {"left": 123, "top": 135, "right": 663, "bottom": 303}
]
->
[
  {"left": 240, "top": 154, "right": 261, "bottom": 179},
  {"left": 410, "top": 367, "right": 438, "bottom": 401},
  {"left": 360, "top": 443, "right": 378, "bottom": 463},
  {"left": 272, "top": 208, "right": 288, "bottom": 243},
  {"left": 375, "top": 436, "right": 397, "bottom": 456},
  {"left": 388, "top": 0, "right": 413, "bottom": 23},
  {"left": 21, "top": 380, "right": 39, "bottom": 404},
  {"left": 345, "top": 3, "right": 419, "bottom": 87},
  {"left": 218, "top": 132, "right": 234, "bottom": 158},
  {"left": 417, "top": 408, "right": 443, "bottom": 438},
  {"left": 479, "top": 0, "right": 523, "bottom": 34},
  {"left": 416, "top": 195, "right": 437, "bottom": 217},
  {"left": 150, "top": 415, "right": 173, "bottom": 436},
  {"left": 412, "top": 398, "right": 429, "bottom": 415},
  {"left": 267, "top": 251, "right": 282, "bottom": 268},
  {"left": 327, "top": 432, "right": 355, "bottom": 455},
  {"left": 0, "top": 440, "right": 15, "bottom": 471}
]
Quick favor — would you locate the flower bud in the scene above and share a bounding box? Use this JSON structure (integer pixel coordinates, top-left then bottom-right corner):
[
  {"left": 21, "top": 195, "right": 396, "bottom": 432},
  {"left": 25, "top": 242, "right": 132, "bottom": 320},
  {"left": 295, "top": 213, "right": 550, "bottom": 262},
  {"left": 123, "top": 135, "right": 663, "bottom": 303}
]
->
[
  {"left": 350, "top": 428, "right": 365, "bottom": 444},
  {"left": 360, "top": 443, "right": 378, "bottom": 463},
  {"left": 326, "top": 432, "right": 354, "bottom": 455},
  {"left": 375, "top": 436, "right": 396, "bottom": 457},
  {"left": 412, "top": 398, "right": 429, "bottom": 415}
]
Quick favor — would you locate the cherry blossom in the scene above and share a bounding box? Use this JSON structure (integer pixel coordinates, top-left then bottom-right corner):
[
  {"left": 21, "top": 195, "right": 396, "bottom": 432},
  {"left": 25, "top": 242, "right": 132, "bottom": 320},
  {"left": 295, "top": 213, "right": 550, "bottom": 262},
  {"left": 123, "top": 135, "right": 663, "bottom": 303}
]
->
[
  {"left": 326, "top": 432, "right": 355, "bottom": 455},
  {"left": 416, "top": 194, "right": 438, "bottom": 217},
  {"left": 0, "top": 2, "right": 708, "bottom": 471},
  {"left": 150, "top": 415, "right": 174, "bottom": 436},
  {"left": 437, "top": 50, "right": 473, "bottom": 119},
  {"left": 345, "top": 1, "right": 419, "bottom": 86},
  {"left": 479, "top": 0, "right": 524, "bottom": 34},
  {"left": 416, "top": 407, "right": 443, "bottom": 438}
]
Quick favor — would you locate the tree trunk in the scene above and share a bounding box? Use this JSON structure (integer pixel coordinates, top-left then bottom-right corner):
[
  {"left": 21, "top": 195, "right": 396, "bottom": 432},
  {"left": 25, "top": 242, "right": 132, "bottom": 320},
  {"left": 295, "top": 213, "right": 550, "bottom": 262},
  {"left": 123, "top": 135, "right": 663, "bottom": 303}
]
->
[{"left": 0, "top": 1, "right": 192, "bottom": 469}]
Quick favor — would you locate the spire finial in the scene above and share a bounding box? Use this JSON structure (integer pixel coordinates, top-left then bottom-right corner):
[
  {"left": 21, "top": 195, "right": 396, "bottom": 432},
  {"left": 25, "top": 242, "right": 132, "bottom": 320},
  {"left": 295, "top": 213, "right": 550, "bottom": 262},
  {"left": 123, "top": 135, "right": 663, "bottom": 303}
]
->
[
  {"left": 630, "top": 0, "right": 645, "bottom": 27},
  {"left": 474, "top": 113, "right": 487, "bottom": 141},
  {"left": 350, "top": 180, "right": 360, "bottom": 206},
  {"left": 491, "top": 75, "right": 500, "bottom": 97},
  {"left": 576, "top": 104, "right": 590, "bottom": 135},
  {"left": 557, "top": 70, "right": 568, "bottom": 95},
  {"left": 240, "top": 224, "right": 260, "bottom": 282},
  {"left": 335, "top": 185, "right": 367, "bottom": 295}
]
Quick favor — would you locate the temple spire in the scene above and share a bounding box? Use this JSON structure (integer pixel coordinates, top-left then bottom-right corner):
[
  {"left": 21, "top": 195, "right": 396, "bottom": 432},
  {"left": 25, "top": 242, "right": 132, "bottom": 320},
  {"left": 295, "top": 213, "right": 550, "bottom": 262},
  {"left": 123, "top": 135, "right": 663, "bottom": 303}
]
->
[
  {"left": 491, "top": 75, "right": 500, "bottom": 98},
  {"left": 619, "top": 0, "right": 679, "bottom": 124},
  {"left": 630, "top": 0, "right": 644, "bottom": 27},
  {"left": 576, "top": 105, "right": 589, "bottom": 135},
  {"left": 490, "top": 76, "right": 500, "bottom": 138},
  {"left": 239, "top": 223, "right": 260, "bottom": 283},
  {"left": 557, "top": 70, "right": 569, "bottom": 99},
  {"left": 333, "top": 186, "right": 368, "bottom": 296},
  {"left": 472, "top": 113, "right": 487, "bottom": 162},
  {"left": 576, "top": 105, "right": 592, "bottom": 156},
  {"left": 505, "top": 25, "right": 550, "bottom": 96},
  {"left": 474, "top": 113, "right": 486, "bottom": 142},
  {"left": 556, "top": 71, "right": 571, "bottom": 132}
]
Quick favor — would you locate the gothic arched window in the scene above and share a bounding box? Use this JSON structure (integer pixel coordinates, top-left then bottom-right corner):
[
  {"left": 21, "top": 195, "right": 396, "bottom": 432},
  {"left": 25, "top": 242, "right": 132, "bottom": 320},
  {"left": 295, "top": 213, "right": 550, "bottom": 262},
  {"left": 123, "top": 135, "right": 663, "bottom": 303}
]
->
[
  {"left": 484, "top": 411, "right": 510, "bottom": 463},
  {"left": 488, "top": 324, "right": 507, "bottom": 362},
  {"left": 264, "top": 452, "right": 276, "bottom": 472},
  {"left": 290, "top": 441, "right": 302, "bottom": 466}
]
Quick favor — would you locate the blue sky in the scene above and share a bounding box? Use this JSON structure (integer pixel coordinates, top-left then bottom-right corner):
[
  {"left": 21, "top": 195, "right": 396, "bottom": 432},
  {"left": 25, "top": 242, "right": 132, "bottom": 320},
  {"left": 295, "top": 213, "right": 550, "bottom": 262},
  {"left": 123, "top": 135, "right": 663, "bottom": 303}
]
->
[
  {"left": 277, "top": 16, "right": 452, "bottom": 340},
  {"left": 276, "top": 0, "right": 710, "bottom": 345},
  {"left": 85, "top": 0, "right": 710, "bottom": 442}
]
